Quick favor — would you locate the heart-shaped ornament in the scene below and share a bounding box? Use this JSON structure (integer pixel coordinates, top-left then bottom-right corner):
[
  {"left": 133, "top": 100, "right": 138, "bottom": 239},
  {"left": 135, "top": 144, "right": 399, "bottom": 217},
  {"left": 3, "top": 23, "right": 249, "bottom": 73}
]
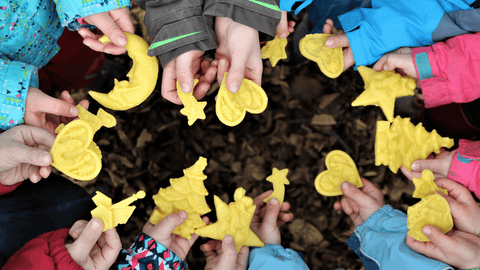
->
[
  {"left": 314, "top": 150, "right": 362, "bottom": 196},
  {"left": 216, "top": 73, "right": 268, "bottom": 127},
  {"left": 299, "top": 34, "right": 344, "bottom": 79}
]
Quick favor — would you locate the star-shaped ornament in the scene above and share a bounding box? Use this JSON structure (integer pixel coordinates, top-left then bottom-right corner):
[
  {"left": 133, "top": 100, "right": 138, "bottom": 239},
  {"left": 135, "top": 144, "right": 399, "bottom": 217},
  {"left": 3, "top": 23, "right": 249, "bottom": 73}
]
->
[
  {"left": 352, "top": 66, "right": 416, "bottom": 122},
  {"left": 177, "top": 79, "right": 207, "bottom": 125},
  {"left": 412, "top": 169, "right": 448, "bottom": 199},
  {"left": 195, "top": 188, "right": 264, "bottom": 252},
  {"left": 263, "top": 168, "right": 290, "bottom": 205},
  {"left": 261, "top": 35, "right": 287, "bottom": 67}
]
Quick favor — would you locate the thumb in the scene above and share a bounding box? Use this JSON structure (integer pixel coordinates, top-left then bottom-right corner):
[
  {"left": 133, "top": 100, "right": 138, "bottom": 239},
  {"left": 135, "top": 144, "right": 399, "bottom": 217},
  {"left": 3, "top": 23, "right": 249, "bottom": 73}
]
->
[
  {"left": 85, "top": 13, "right": 128, "bottom": 47},
  {"left": 262, "top": 198, "right": 281, "bottom": 229},
  {"left": 411, "top": 159, "right": 448, "bottom": 176},
  {"left": 217, "top": 235, "right": 239, "bottom": 270},
  {"left": 176, "top": 53, "right": 195, "bottom": 94},
  {"left": 422, "top": 225, "right": 453, "bottom": 252},
  {"left": 14, "top": 145, "right": 51, "bottom": 167},
  {"left": 226, "top": 57, "right": 247, "bottom": 93},
  {"left": 341, "top": 181, "right": 372, "bottom": 208},
  {"left": 276, "top": 11, "right": 289, "bottom": 39},
  {"left": 149, "top": 211, "right": 188, "bottom": 243},
  {"left": 67, "top": 218, "right": 103, "bottom": 266},
  {"left": 435, "top": 191, "right": 462, "bottom": 218},
  {"left": 325, "top": 34, "right": 350, "bottom": 48}
]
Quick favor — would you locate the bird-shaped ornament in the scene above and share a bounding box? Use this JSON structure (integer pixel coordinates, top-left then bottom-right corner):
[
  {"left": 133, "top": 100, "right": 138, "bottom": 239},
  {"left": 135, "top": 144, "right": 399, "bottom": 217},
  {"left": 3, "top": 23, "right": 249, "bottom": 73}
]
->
[
  {"left": 263, "top": 168, "right": 290, "bottom": 206},
  {"left": 195, "top": 188, "right": 265, "bottom": 253},
  {"left": 149, "top": 157, "right": 211, "bottom": 239},
  {"left": 91, "top": 190, "right": 146, "bottom": 231},
  {"left": 50, "top": 105, "right": 116, "bottom": 180},
  {"left": 352, "top": 66, "right": 416, "bottom": 122},
  {"left": 412, "top": 170, "right": 448, "bottom": 199}
]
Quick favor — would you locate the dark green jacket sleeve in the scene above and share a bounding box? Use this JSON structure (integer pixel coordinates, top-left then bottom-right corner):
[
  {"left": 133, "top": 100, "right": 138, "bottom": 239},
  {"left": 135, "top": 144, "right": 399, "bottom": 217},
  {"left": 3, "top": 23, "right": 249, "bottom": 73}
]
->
[
  {"left": 135, "top": 0, "right": 217, "bottom": 67},
  {"left": 203, "top": 0, "right": 282, "bottom": 36}
]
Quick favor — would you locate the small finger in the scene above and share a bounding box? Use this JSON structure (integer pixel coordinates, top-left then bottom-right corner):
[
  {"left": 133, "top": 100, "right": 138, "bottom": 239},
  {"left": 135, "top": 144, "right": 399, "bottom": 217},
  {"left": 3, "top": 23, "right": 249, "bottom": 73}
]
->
[{"left": 325, "top": 34, "right": 350, "bottom": 48}]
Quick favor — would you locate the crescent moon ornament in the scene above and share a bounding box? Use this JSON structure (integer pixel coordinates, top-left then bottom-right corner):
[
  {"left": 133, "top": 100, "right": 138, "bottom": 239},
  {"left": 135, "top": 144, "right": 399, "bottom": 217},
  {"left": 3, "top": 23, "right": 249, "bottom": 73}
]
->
[{"left": 88, "top": 33, "right": 159, "bottom": 111}]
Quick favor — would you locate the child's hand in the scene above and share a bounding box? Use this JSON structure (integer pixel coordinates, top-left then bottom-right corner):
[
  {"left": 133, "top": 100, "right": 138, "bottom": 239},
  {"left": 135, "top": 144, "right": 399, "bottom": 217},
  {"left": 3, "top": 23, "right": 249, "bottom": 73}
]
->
[
  {"left": 434, "top": 178, "right": 480, "bottom": 236},
  {"left": 80, "top": 7, "right": 135, "bottom": 55},
  {"left": 25, "top": 89, "right": 89, "bottom": 135},
  {"left": 276, "top": 11, "right": 296, "bottom": 39},
  {"left": 66, "top": 218, "right": 122, "bottom": 270},
  {"left": 161, "top": 51, "right": 217, "bottom": 105},
  {"left": 251, "top": 191, "right": 294, "bottom": 245},
  {"left": 400, "top": 149, "right": 456, "bottom": 180},
  {"left": 215, "top": 17, "right": 262, "bottom": 93},
  {"left": 0, "top": 125, "right": 55, "bottom": 185},
  {"left": 406, "top": 226, "right": 480, "bottom": 269},
  {"left": 201, "top": 235, "right": 249, "bottom": 270},
  {"left": 372, "top": 47, "right": 418, "bottom": 78},
  {"left": 323, "top": 19, "right": 354, "bottom": 72},
  {"left": 333, "top": 178, "right": 385, "bottom": 226},
  {"left": 142, "top": 210, "right": 200, "bottom": 260}
]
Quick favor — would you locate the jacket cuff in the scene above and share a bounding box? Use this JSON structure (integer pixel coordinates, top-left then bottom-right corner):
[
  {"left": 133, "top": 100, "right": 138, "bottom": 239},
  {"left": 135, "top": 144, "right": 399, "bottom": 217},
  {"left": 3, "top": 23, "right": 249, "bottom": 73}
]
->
[
  {"left": 143, "top": 0, "right": 217, "bottom": 67},
  {"left": 204, "top": 0, "right": 281, "bottom": 37},
  {"left": 55, "top": 0, "right": 131, "bottom": 30},
  {"left": 0, "top": 182, "right": 22, "bottom": 196},
  {"left": 448, "top": 139, "right": 480, "bottom": 199},
  {"left": 113, "top": 232, "right": 187, "bottom": 270},
  {"left": 0, "top": 60, "right": 33, "bottom": 130},
  {"left": 412, "top": 47, "right": 449, "bottom": 108},
  {"left": 248, "top": 244, "right": 308, "bottom": 270},
  {"left": 338, "top": 8, "right": 372, "bottom": 68},
  {"left": 2, "top": 228, "right": 83, "bottom": 270},
  {"left": 355, "top": 205, "right": 407, "bottom": 235}
]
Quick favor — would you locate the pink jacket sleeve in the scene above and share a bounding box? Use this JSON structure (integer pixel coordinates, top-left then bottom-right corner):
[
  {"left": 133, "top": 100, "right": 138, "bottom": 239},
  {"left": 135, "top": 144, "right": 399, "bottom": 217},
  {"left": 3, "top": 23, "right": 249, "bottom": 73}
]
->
[
  {"left": 412, "top": 32, "right": 480, "bottom": 108},
  {"left": 2, "top": 228, "right": 83, "bottom": 270},
  {"left": 447, "top": 139, "right": 480, "bottom": 199}
]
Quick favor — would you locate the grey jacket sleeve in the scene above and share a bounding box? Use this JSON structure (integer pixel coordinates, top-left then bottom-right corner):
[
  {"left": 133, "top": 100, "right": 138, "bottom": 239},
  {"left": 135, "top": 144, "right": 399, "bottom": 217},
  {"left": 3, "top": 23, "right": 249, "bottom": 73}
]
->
[
  {"left": 203, "top": 0, "right": 282, "bottom": 36},
  {"left": 135, "top": 0, "right": 217, "bottom": 67}
]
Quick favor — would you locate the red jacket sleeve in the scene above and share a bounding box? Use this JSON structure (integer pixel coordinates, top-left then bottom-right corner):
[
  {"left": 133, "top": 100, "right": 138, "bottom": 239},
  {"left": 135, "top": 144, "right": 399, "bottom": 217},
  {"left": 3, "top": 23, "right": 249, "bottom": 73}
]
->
[
  {"left": 447, "top": 139, "right": 480, "bottom": 199},
  {"left": 2, "top": 228, "right": 83, "bottom": 270},
  {"left": 0, "top": 183, "right": 22, "bottom": 196},
  {"left": 412, "top": 32, "right": 480, "bottom": 108}
]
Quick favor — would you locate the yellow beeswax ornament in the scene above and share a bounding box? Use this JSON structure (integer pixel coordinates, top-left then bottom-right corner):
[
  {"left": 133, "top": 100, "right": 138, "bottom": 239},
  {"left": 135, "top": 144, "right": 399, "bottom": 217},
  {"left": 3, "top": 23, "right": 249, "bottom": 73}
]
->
[
  {"left": 376, "top": 116, "right": 454, "bottom": 173},
  {"left": 149, "top": 157, "right": 210, "bottom": 239},
  {"left": 351, "top": 66, "right": 416, "bottom": 122},
  {"left": 315, "top": 150, "right": 363, "bottom": 196},
  {"left": 412, "top": 170, "right": 448, "bottom": 199},
  {"left": 216, "top": 73, "right": 268, "bottom": 127},
  {"left": 91, "top": 190, "right": 146, "bottom": 231},
  {"left": 195, "top": 188, "right": 264, "bottom": 253},
  {"left": 176, "top": 79, "right": 206, "bottom": 125},
  {"left": 263, "top": 168, "right": 290, "bottom": 206},
  {"left": 50, "top": 105, "right": 117, "bottom": 180},
  {"left": 407, "top": 193, "right": 453, "bottom": 242},
  {"left": 299, "top": 34, "right": 344, "bottom": 78},
  {"left": 261, "top": 35, "right": 288, "bottom": 67},
  {"left": 89, "top": 33, "right": 159, "bottom": 111}
]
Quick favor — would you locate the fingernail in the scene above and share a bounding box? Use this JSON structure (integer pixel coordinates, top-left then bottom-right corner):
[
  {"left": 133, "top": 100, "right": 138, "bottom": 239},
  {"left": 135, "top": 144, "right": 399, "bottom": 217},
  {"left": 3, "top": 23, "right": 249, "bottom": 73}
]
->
[
  {"left": 341, "top": 181, "right": 349, "bottom": 191},
  {"left": 383, "top": 64, "right": 388, "bottom": 70},
  {"left": 117, "top": 37, "right": 128, "bottom": 46},
  {"left": 181, "top": 84, "right": 191, "bottom": 93},
  {"left": 229, "top": 83, "right": 239, "bottom": 93},
  {"left": 422, "top": 226, "right": 431, "bottom": 235},
  {"left": 70, "top": 106, "right": 79, "bottom": 116},
  {"left": 269, "top": 198, "right": 279, "bottom": 205},
  {"left": 83, "top": 41, "right": 91, "bottom": 48},
  {"left": 41, "top": 153, "right": 51, "bottom": 165},
  {"left": 179, "top": 211, "right": 187, "bottom": 219},
  {"left": 220, "top": 60, "right": 226, "bottom": 68},
  {"left": 91, "top": 219, "right": 102, "bottom": 230},
  {"left": 411, "top": 162, "right": 419, "bottom": 171},
  {"left": 224, "top": 235, "right": 233, "bottom": 243},
  {"left": 211, "top": 70, "right": 216, "bottom": 77},
  {"left": 325, "top": 40, "right": 333, "bottom": 47}
]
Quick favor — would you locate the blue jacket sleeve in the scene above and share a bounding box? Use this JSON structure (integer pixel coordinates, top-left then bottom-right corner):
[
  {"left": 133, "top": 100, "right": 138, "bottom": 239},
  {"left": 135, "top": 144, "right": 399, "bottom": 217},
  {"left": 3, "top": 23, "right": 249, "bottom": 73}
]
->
[
  {"left": 53, "top": 0, "right": 131, "bottom": 31},
  {"left": 337, "top": 0, "right": 474, "bottom": 67},
  {"left": 346, "top": 205, "right": 454, "bottom": 270},
  {"left": 111, "top": 232, "right": 187, "bottom": 270},
  {"left": 248, "top": 244, "right": 309, "bottom": 270},
  {"left": 0, "top": 58, "right": 37, "bottom": 130}
]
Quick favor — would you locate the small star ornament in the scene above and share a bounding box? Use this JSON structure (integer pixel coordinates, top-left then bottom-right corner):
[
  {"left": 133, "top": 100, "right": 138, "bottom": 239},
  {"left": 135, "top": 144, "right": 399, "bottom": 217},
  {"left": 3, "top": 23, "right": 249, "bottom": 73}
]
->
[
  {"left": 177, "top": 79, "right": 207, "bottom": 125},
  {"left": 263, "top": 168, "right": 290, "bottom": 205},
  {"left": 352, "top": 66, "right": 416, "bottom": 122},
  {"left": 261, "top": 35, "right": 288, "bottom": 67}
]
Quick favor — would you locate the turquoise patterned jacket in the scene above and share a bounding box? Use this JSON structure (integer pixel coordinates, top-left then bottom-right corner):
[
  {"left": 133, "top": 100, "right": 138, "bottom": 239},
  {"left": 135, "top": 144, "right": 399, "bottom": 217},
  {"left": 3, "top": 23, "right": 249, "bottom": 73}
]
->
[{"left": 0, "top": 0, "right": 130, "bottom": 130}]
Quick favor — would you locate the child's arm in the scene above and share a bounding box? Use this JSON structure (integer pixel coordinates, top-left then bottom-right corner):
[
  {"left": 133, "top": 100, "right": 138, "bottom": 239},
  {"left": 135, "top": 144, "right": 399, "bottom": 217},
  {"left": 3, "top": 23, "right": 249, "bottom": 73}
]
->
[
  {"left": 406, "top": 178, "right": 480, "bottom": 269},
  {"left": 338, "top": 179, "right": 453, "bottom": 270},
  {"left": 201, "top": 236, "right": 249, "bottom": 270},
  {"left": 2, "top": 218, "right": 122, "bottom": 270},
  {"left": 0, "top": 125, "right": 55, "bottom": 188}
]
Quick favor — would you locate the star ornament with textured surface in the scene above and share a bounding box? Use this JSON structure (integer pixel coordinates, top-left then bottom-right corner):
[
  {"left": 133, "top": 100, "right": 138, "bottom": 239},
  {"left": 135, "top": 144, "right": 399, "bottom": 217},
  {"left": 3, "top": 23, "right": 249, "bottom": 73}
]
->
[
  {"left": 263, "top": 168, "right": 290, "bottom": 205},
  {"left": 180, "top": 100, "right": 207, "bottom": 126},
  {"left": 352, "top": 66, "right": 416, "bottom": 122},
  {"left": 261, "top": 35, "right": 287, "bottom": 67},
  {"left": 195, "top": 188, "right": 264, "bottom": 253}
]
